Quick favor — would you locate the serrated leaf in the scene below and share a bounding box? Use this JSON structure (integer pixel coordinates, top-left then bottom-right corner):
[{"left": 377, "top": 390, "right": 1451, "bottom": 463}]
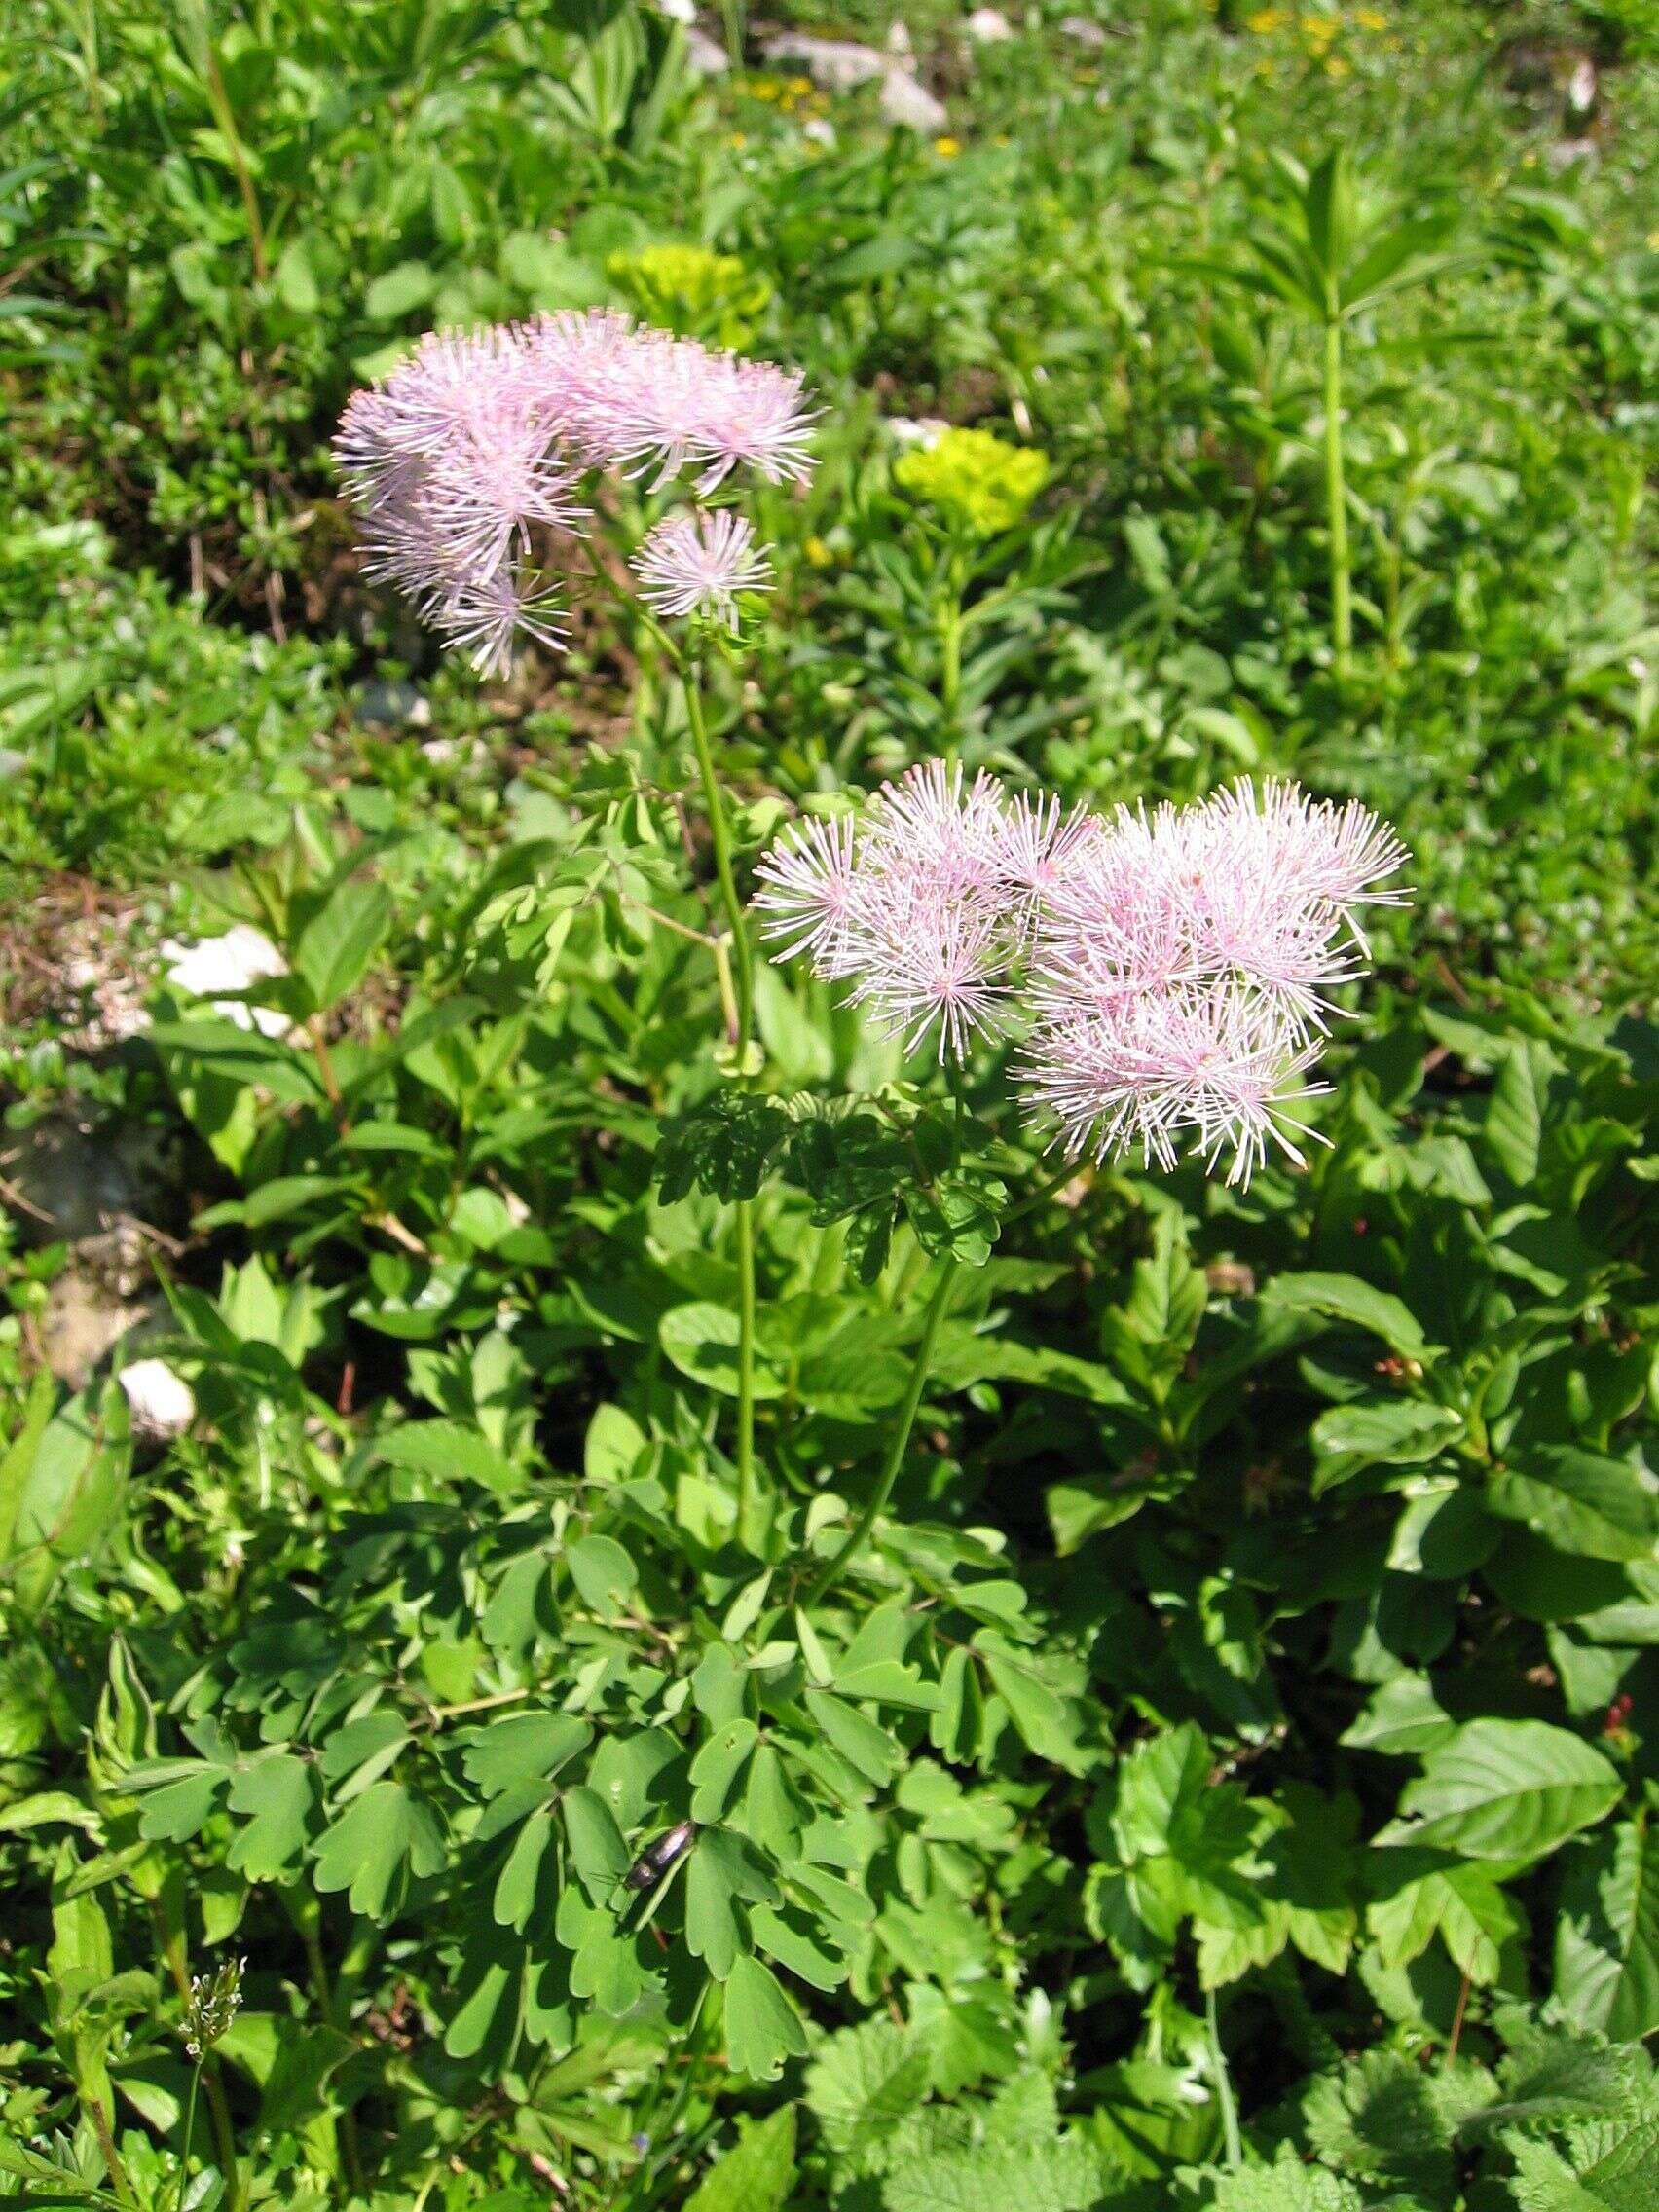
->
[
  {"left": 684, "top": 2107, "right": 797, "bottom": 2212},
  {"left": 1556, "top": 1813, "right": 1659, "bottom": 2040},
  {"left": 805, "top": 2017, "right": 931, "bottom": 2168},
  {"left": 1303, "top": 2046, "right": 1454, "bottom": 2191}
]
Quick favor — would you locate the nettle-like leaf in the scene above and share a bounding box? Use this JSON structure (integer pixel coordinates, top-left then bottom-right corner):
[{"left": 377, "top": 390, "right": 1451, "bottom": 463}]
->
[
  {"left": 805, "top": 2016, "right": 933, "bottom": 2174},
  {"left": 1301, "top": 2046, "right": 1454, "bottom": 2194},
  {"left": 1192, "top": 2150, "right": 1365, "bottom": 2211},
  {"left": 1555, "top": 1805, "right": 1659, "bottom": 2041},
  {"left": 684, "top": 2107, "right": 797, "bottom": 2212}
]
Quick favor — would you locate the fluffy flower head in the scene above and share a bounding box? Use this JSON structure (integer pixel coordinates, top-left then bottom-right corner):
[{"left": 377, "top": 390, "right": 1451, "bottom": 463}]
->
[
  {"left": 335, "top": 313, "right": 814, "bottom": 673},
  {"left": 632, "top": 509, "right": 773, "bottom": 626}
]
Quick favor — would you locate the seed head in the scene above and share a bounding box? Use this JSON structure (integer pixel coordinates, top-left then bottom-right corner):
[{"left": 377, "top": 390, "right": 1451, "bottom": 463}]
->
[{"left": 182, "top": 1957, "right": 245, "bottom": 2059}]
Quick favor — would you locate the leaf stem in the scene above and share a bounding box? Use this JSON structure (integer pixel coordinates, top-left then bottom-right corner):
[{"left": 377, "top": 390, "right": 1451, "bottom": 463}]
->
[
  {"left": 1205, "top": 1986, "right": 1243, "bottom": 2169},
  {"left": 802, "top": 1256, "right": 958, "bottom": 1605}
]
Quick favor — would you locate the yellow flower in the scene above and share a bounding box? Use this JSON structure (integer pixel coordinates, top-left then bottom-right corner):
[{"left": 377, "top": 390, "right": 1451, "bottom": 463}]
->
[
  {"left": 728, "top": 131, "right": 747, "bottom": 149},
  {"left": 934, "top": 135, "right": 961, "bottom": 158},
  {"left": 804, "top": 535, "right": 834, "bottom": 569},
  {"left": 1246, "top": 6, "right": 1286, "bottom": 30},
  {"left": 1324, "top": 53, "right": 1349, "bottom": 75},
  {"left": 893, "top": 426, "right": 1051, "bottom": 538},
  {"left": 1354, "top": 5, "right": 1387, "bottom": 26}
]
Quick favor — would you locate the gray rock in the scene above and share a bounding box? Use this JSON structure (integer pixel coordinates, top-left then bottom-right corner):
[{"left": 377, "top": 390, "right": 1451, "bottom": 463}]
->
[
  {"left": 358, "top": 678, "right": 431, "bottom": 729},
  {"left": 7, "top": 1114, "right": 172, "bottom": 1253}
]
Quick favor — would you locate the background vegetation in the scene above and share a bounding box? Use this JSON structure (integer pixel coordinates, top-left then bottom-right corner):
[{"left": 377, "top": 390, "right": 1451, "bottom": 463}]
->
[{"left": 2, "top": 1, "right": 1657, "bottom": 2207}]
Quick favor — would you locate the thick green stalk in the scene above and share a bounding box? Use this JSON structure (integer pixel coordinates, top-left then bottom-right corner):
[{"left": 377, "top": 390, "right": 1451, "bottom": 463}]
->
[
  {"left": 802, "top": 1257, "right": 958, "bottom": 1605},
  {"left": 1322, "top": 313, "right": 1351, "bottom": 674},
  {"left": 681, "top": 660, "right": 757, "bottom": 1523},
  {"left": 1205, "top": 1987, "right": 1243, "bottom": 2169}
]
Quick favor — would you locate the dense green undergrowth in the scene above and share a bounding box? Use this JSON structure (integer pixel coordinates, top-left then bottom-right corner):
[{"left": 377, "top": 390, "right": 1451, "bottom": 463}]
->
[{"left": 2, "top": 2, "right": 1657, "bottom": 2208}]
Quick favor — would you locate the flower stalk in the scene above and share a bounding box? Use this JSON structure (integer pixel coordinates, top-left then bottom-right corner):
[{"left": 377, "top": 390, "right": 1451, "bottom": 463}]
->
[
  {"left": 801, "top": 1254, "right": 958, "bottom": 1606},
  {"left": 681, "top": 655, "right": 759, "bottom": 1529}
]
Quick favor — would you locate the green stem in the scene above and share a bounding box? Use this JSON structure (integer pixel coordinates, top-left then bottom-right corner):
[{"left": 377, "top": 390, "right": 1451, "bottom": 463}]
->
[
  {"left": 203, "top": 2061, "right": 240, "bottom": 2212},
  {"left": 681, "top": 656, "right": 757, "bottom": 1523},
  {"left": 802, "top": 1257, "right": 958, "bottom": 1605},
  {"left": 1322, "top": 313, "right": 1351, "bottom": 674},
  {"left": 296, "top": 1903, "right": 366, "bottom": 2194},
  {"left": 200, "top": 35, "right": 267, "bottom": 282},
  {"left": 173, "top": 2064, "right": 203, "bottom": 2212},
  {"left": 1205, "top": 1986, "right": 1243, "bottom": 2170},
  {"left": 1001, "top": 1155, "right": 1084, "bottom": 1232},
  {"left": 88, "top": 2092, "right": 136, "bottom": 2210},
  {"left": 681, "top": 658, "right": 753, "bottom": 1057},
  {"left": 938, "top": 543, "right": 966, "bottom": 760}
]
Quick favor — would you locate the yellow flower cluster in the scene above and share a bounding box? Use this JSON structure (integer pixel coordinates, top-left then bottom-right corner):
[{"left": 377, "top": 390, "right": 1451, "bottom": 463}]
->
[
  {"left": 741, "top": 73, "right": 830, "bottom": 116},
  {"left": 893, "top": 426, "right": 1051, "bottom": 538},
  {"left": 607, "top": 242, "right": 773, "bottom": 349},
  {"left": 1246, "top": 4, "right": 1395, "bottom": 75}
]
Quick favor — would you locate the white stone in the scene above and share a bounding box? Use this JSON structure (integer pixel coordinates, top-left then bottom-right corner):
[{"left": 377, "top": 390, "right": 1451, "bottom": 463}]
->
[
  {"left": 888, "top": 416, "right": 949, "bottom": 447},
  {"left": 119, "top": 1357, "right": 197, "bottom": 1443},
  {"left": 879, "top": 65, "right": 946, "bottom": 131},
  {"left": 759, "top": 32, "right": 886, "bottom": 89},
  {"left": 160, "top": 925, "right": 289, "bottom": 1037},
  {"left": 685, "top": 26, "right": 729, "bottom": 74},
  {"left": 966, "top": 8, "right": 1014, "bottom": 41}
]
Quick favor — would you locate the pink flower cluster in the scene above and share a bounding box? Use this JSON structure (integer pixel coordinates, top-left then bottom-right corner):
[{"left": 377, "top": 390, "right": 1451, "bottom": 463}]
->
[
  {"left": 755, "top": 770, "right": 1408, "bottom": 1186},
  {"left": 334, "top": 313, "right": 813, "bottom": 674}
]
